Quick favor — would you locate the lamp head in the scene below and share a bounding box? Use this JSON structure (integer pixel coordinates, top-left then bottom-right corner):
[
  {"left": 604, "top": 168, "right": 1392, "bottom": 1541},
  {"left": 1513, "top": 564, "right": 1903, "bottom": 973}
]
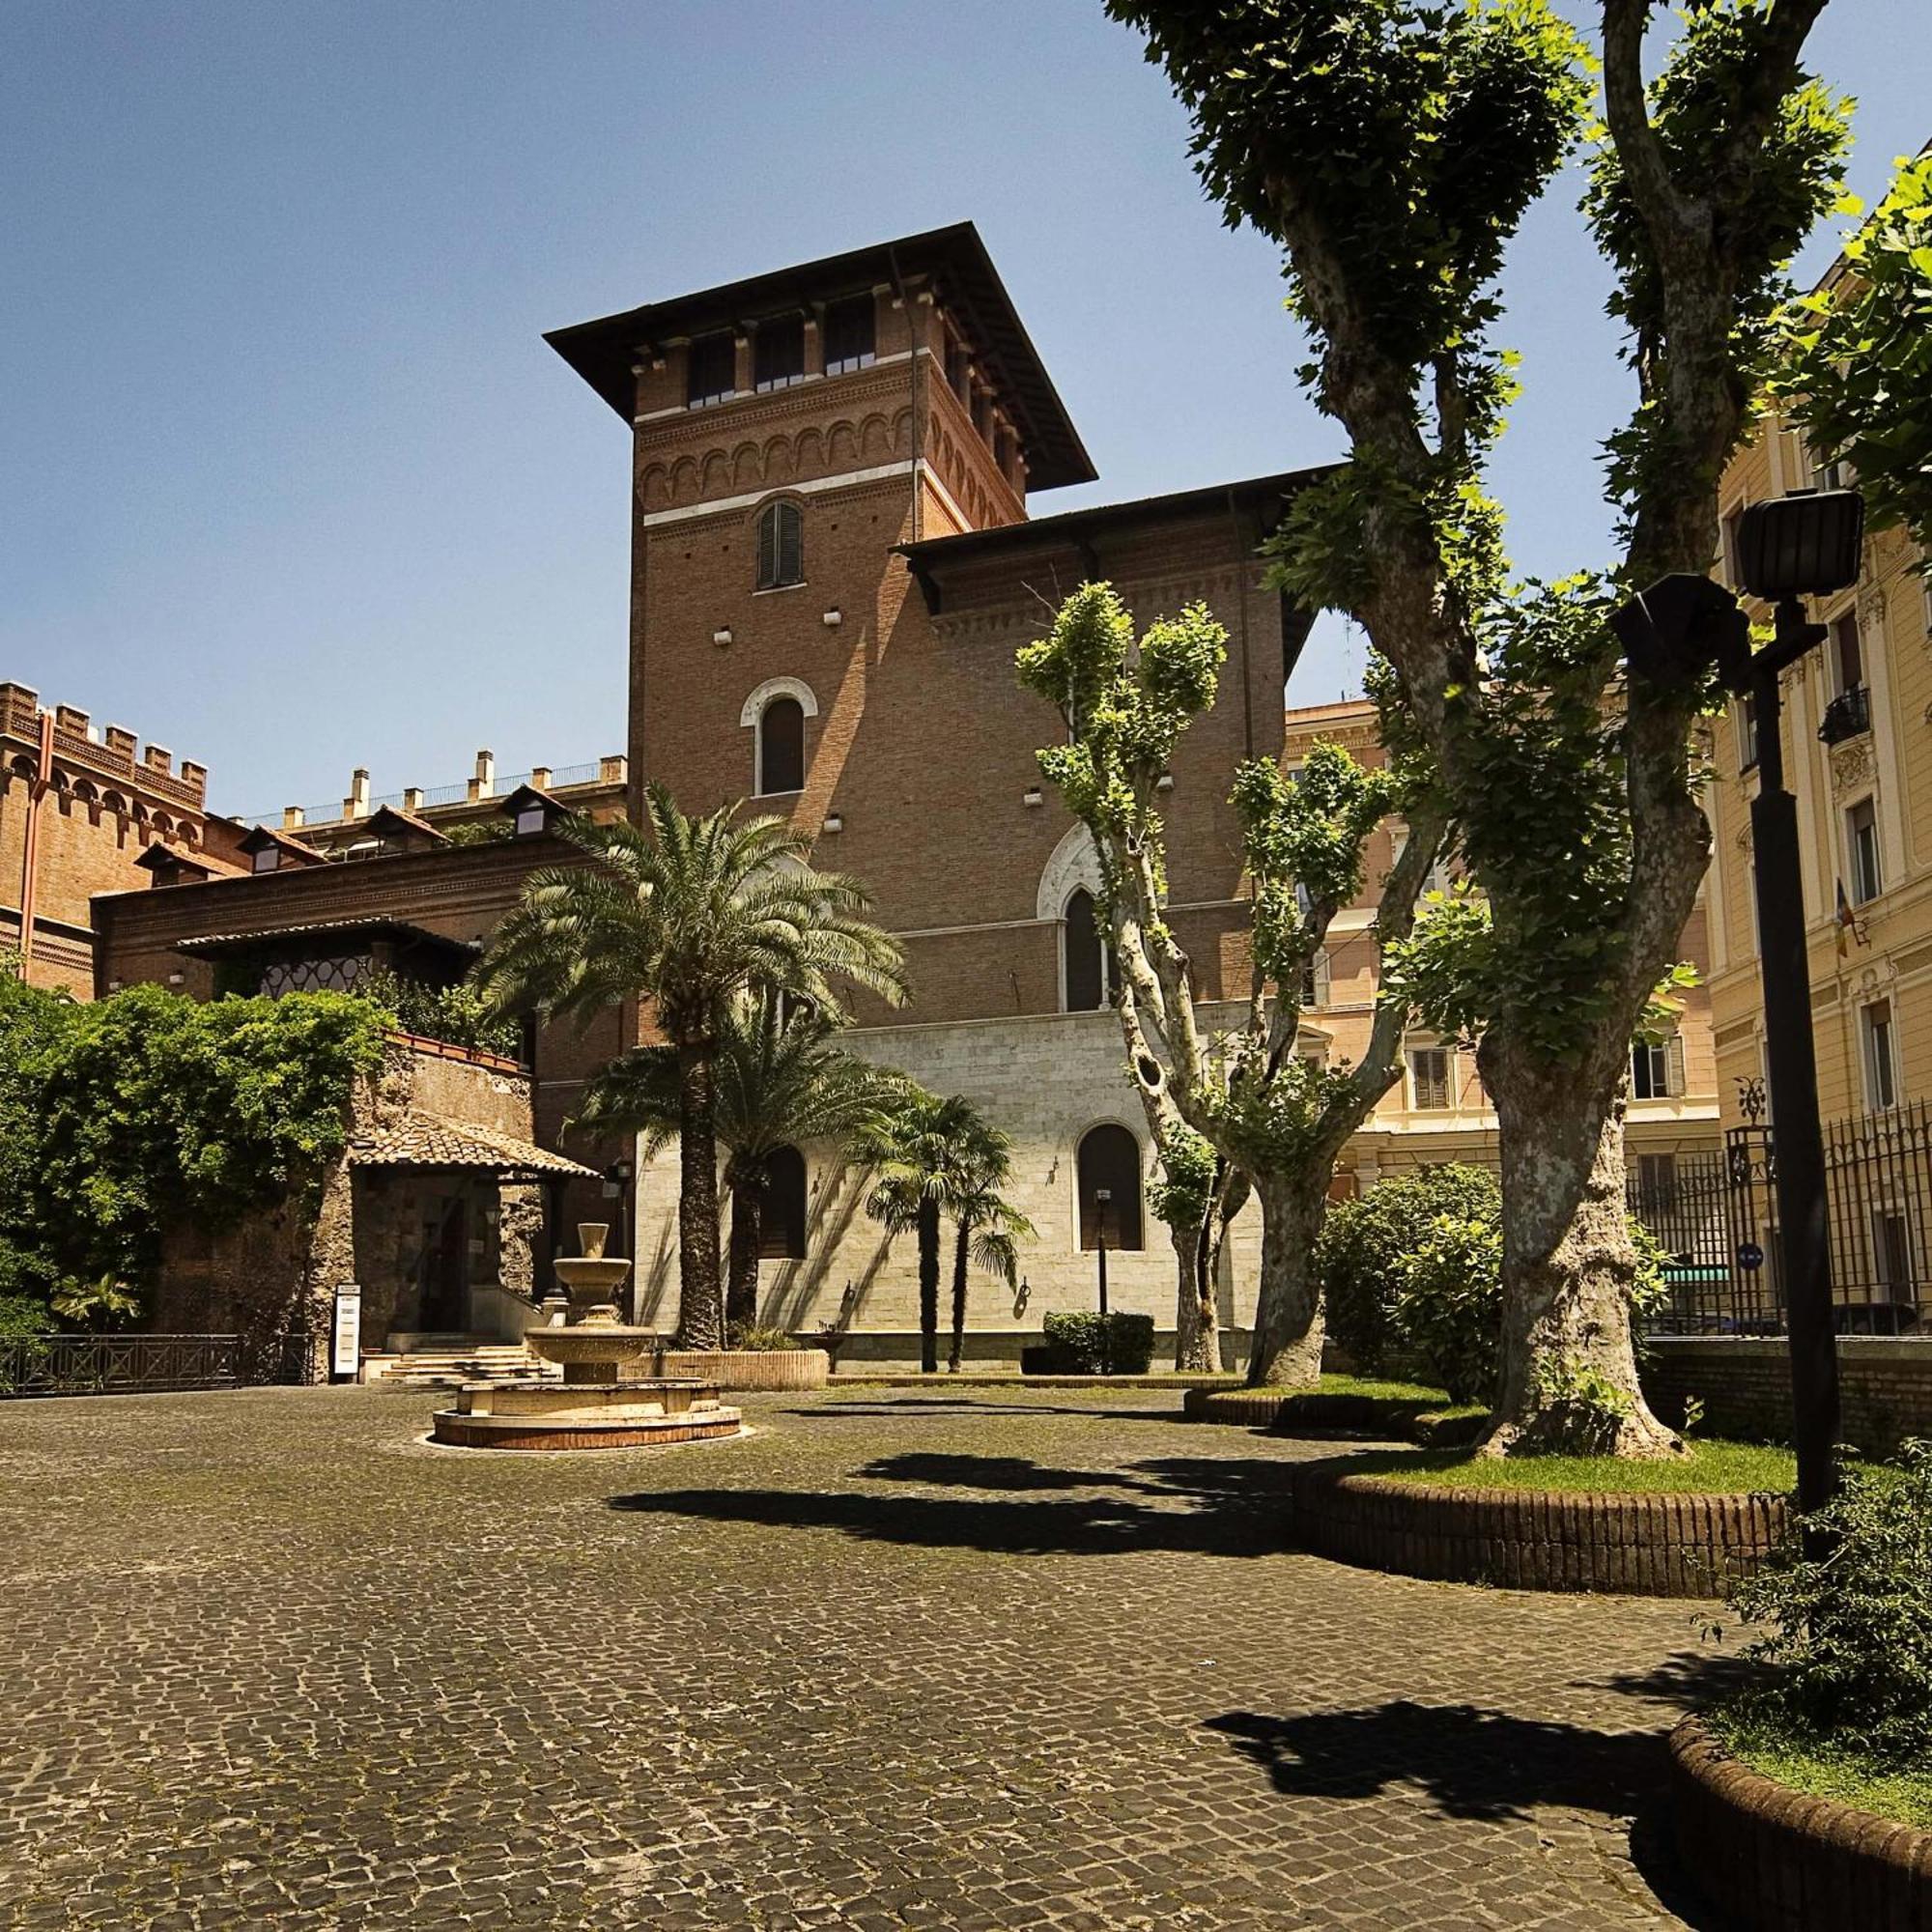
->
[{"left": 1737, "top": 490, "right": 1864, "bottom": 602}]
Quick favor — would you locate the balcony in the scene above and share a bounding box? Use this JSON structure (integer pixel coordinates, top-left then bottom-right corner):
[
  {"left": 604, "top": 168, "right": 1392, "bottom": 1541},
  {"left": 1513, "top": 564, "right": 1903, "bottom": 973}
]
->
[{"left": 1818, "top": 683, "right": 1871, "bottom": 746}]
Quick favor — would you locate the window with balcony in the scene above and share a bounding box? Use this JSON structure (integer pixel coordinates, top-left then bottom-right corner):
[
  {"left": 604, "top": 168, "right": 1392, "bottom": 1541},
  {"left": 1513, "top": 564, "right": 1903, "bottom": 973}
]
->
[{"left": 823, "top": 296, "right": 875, "bottom": 375}]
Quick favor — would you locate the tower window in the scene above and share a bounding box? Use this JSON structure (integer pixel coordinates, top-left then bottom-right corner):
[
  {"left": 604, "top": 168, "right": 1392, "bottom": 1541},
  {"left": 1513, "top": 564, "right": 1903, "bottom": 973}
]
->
[
  {"left": 756, "top": 696, "right": 805, "bottom": 796},
  {"left": 756, "top": 500, "right": 804, "bottom": 590},
  {"left": 757, "top": 1145, "right": 808, "bottom": 1260},
  {"left": 687, "top": 332, "right": 736, "bottom": 408},
  {"left": 1077, "top": 1123, "right": 1144, "bottom": 1252},
  {"left": 1062, "top": 887, "right": 1117, "bottom": 1011},
  {"left": 823, "top": 296, "right": 875, "bottom": 375},
  {"left": 753, "top": 316, "right": 806, "bottom": 392}
]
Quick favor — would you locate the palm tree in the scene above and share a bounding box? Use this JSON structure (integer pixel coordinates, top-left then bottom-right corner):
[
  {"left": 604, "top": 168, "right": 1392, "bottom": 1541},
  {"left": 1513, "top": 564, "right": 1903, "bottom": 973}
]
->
[
  {"left": 574, "top": 990, "right": 897, "bottom": 1335},
  {"left": 944, "top": 1135, "right": 1036, "bottom": 1374},
  {"left": 477, "top": 783, "right": 906, "bottom": 1348},
  {"left": 857, "top": 1087, "right": 1021, "bottom": 1375}
]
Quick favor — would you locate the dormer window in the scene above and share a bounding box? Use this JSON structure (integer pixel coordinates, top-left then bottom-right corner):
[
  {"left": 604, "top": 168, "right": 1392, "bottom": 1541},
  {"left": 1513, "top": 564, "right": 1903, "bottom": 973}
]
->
[
  {"left": 687, "top": 332, "right": 736, "bottom": 408},
  {"left": 756, "top": 500, "right": 804, "bottom": 591},
  {"left": 515, "top": 807, "right": 547, "bottom": 837},
  {"left": 753, "top": 316, "right": 806, "bottom": 392},
  {"left": 823, "top": 296, "right": 875, "bottom": 375},
  {"left": 253, "top": 846, "right": 280, "bottom": 873}
]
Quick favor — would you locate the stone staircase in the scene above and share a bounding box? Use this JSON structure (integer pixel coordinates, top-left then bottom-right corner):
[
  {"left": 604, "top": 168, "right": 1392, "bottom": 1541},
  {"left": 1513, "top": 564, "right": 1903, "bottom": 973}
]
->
[{"left": 364, "top": 1336, "right": 562, "bottom": 1389}]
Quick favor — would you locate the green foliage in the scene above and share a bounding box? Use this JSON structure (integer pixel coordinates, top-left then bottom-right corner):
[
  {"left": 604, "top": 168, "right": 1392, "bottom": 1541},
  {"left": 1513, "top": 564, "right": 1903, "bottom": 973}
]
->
[
  {"left": 478, "top": 781, "right": 908, "bottom": 1046},
  {"left": 1147, "top": 1123, "right": 1219, "bottom": 1233},
  {"left": 1038, "top": 1311, "right": 1157, "bottom": 1376},
  {"left": 1720, "top": 1441, "right": 1932, "bottom": 1772},
  {"left": 1776, "top": 152, "right": 1932, "bottom": 550},
  {"left": 1317, "top": 1163, "right": 1500, "bottom": 1374},
  {"left": 0, "top": 961, "right": 79, "bottom": 1298},
  {"left": 3, "top": 982, "right": 385, "bottom": 1296},
  {"left": 0, "top": 1294, "right": 48, "bottom": 1339},
  {"left": 48, "top": 1274, "right": 141, "bottom": 1329},
  {"left": 359, "top": 967, "right": 524, "bottom": 1059},
  {"left": 1587, "top": 7, "right": 1853, "bottom": 533},
  {"left": 1393, "top": 1208, "right": 1505, "bottom": 1406},
  {"left": 440, "top": 819, "right": 515, "bottom": 846}
]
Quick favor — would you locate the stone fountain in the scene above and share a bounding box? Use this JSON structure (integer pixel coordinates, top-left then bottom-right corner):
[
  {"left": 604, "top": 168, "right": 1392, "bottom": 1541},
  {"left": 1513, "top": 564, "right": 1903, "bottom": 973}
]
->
[{"left": 430, "top": 1224, "right": 743, "bottom": 1450}]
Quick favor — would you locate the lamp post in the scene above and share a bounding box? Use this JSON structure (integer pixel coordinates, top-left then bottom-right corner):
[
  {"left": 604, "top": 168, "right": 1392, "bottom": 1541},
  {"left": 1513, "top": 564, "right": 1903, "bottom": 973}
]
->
[
  {"left": 1613, "top": 487, "right": 1864, "bottom": 1520},
  {"left": 1094, "top": 1185, "right": 1111, "bottom": 1376}
]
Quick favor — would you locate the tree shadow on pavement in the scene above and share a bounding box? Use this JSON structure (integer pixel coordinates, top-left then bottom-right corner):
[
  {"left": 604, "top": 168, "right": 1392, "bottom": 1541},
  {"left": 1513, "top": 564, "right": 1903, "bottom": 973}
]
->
[
  {"left": 1206, "top": 1700, "right": 1722, "bottom": 1927},
  {"left": 607, "top": 1451, "right": 1299, "bottom": 1558}
]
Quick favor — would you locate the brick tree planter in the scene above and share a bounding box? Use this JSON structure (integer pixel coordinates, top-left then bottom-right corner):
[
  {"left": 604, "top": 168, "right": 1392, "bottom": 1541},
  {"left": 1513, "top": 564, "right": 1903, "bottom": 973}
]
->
[
  {"left": 1288, "top": 1461, "right": 1788, "bottom": 1598},
  {"left": 1184, "top": 1385, "right": 1489, "bottom": 1447},
  {"left": 653, "top": 1349, "right": 830, "bottom": 1392},
  {"left": 1670, "top": 1717, "right": 1932, "bottom": 1930}
]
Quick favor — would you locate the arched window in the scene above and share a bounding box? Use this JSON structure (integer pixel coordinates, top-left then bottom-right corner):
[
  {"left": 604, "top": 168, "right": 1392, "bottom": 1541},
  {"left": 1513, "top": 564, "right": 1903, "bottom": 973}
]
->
[
  {"left": 1062, "top": 888, "right": 1117, "bottom": 1012},
  {"left": 758, "top": 1145, "right": 808, "bottom": 1260},
  {"left": 756, "top": 500, "right": 804, "bottom": 590},
  {"left": 757, "top": 696, "right": 805, "bottom": 795},
  {"left": 1076, "top": 1123, "right": 1144, "bottom": 1251}
]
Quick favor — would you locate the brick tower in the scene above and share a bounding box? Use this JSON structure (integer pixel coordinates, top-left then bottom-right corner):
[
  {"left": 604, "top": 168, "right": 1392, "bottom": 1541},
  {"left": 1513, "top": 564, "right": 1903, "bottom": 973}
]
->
[{"left": 550, "top": 225, "right": 1312, "bottom": 1363}]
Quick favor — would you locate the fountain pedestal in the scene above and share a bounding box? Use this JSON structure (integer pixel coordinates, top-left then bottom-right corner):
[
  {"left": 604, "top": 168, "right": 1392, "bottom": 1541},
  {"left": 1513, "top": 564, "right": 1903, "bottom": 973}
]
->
[{"left": 429, "top": 1223, "right": 743, "bottom": 1451}]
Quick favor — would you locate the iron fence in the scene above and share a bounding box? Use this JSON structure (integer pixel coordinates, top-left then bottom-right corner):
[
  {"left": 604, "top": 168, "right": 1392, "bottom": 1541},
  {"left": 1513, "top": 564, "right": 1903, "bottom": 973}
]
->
[
  {"left": 1630, "top": 1101, "right": 1932, "bottom": 1335},
  {"left": 0, "top": 1331, "right": 317, "bottom": 1399}
]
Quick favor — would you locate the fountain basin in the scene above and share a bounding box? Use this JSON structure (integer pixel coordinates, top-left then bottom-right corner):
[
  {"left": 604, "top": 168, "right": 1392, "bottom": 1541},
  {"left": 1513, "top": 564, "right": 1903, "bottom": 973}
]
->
[
  {"left": 430, "top": 1377, "right": 743, "bottom": 1451},
  {"left": 525, "top": 1322, "right": 659, "bottom": 1384}
]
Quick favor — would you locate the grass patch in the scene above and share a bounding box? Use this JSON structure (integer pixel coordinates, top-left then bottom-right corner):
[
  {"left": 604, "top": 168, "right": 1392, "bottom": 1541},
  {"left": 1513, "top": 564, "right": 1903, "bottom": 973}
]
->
[
  {"left": 1241, "top": 1374, "right": 1456, "bottom": 1405},
  {"left": 1351, "top": 1436, "right": 1797, "bottom": 1494},
  {"left": 1711, "top": 1708, "right": 1932, "bottom": 1831}
]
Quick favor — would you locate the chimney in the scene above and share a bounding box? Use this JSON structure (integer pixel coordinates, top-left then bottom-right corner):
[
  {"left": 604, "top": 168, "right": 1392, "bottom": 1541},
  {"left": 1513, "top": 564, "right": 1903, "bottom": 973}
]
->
[
  {"left": 282, "top": 806, "right": 306, "bottom": 831},
  {"left": 402, "top": 786, "right": 424, "bottom": 813},
  {"left": 530, "top": 765, "right": 553, "bottom": 791},
  {"left": 599, "top": 753, "right": 628, "bottom": 786},
  {"left": 469, "top": 749, "right": 496, "bottom": 802},
  {"left": 344, "top": 768, "right": 371, "bottom": 820}
]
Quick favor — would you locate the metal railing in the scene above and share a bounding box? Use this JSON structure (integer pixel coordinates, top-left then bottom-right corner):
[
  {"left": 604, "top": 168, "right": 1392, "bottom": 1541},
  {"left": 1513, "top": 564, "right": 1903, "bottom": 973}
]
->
[
  {"left": 0, "top": 1331, "right": 317, "bottom": 1398},
  {"left": 1631, "top": 1102, "right": 1932, "bottom": 1335}
]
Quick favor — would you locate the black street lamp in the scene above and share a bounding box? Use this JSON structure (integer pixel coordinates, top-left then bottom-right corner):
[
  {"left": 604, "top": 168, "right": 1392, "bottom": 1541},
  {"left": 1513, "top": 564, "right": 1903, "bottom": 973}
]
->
[
  {"left": 1094, "top": 1185, "right": 1112, "bottom": 1376},
  {"left": 1614, "top": 487, "right": 1865, "bottom": 1521}
]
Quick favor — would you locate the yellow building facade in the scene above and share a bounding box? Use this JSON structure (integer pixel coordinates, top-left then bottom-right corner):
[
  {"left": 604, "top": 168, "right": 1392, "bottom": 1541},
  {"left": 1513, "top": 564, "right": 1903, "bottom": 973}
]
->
[{"left": 1705, "top": 417, "right": 1932, "bottom": 1131}]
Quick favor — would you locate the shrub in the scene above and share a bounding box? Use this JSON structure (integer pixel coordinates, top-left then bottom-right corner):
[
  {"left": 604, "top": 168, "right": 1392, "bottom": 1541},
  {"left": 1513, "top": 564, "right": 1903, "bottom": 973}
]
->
[
  {"left": 1719, "top": 1441, "right": 1932, "bottom": 1770},
  {"left": 1316, "top": 1165, "right": 1498, "bottom": 1374},
  {"left": 724, "top": 1322, "right": 803, "bottom": 1352},
  {"left": 1038, "top": 1311, "right": 1156, "bottom": 1375},
  {"left": 359, "top": 967, "right": 524, "bottom": 1059},
  {"left": 1392, "top": 1209, "right": 1503, "bottom": 1405}
]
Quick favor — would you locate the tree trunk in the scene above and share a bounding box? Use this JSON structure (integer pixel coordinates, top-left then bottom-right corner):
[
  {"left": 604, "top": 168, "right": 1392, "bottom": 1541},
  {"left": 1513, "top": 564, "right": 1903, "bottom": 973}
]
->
[
  {"left": 1482, "top": 1052, "right": 1679, "bottom": 1458},
  {"left": 724, "top": 1171, "right": 761, "bottom": 1340},
  {"left": 917, "top": 1197, "right": 941, "bottom": 1374},
  {"left": 674, "top": 1044, "right": 724, "bottom": 1350},
  {"left": 1245, "top": 1175, "right": 1327, "bottom": 1389},
  {"left": 1171, "top": 1219, "right": 1217, "bottom": 1372},
  {"left": 948, "top": 1219, "right": 970, "bottom": 1374}
]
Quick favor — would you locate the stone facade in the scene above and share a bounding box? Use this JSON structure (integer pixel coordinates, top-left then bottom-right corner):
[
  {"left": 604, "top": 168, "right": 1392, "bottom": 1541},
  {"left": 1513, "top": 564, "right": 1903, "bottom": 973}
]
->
[{"left": 154, "top": 1037, "right": 595, "bottom": 1364}]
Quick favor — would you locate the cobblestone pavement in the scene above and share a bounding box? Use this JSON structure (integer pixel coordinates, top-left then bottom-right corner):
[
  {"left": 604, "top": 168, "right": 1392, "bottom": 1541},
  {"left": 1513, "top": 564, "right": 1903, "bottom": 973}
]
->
[{"left": 0, "top": 1384, "right": 1730, "bottom": 1930}]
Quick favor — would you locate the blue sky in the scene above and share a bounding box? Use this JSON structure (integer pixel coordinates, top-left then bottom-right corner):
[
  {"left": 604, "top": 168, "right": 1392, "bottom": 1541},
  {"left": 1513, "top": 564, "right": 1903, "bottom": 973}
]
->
[{"left": 1, "top": 1, "right": 1922, "bottom": 820}]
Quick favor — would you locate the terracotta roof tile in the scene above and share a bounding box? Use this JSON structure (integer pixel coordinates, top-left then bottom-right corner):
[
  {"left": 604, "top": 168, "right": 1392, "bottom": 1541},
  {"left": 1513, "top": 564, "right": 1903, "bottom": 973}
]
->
[{"left": 348, "top": 1112, "right": 597, "bottom": 1179}]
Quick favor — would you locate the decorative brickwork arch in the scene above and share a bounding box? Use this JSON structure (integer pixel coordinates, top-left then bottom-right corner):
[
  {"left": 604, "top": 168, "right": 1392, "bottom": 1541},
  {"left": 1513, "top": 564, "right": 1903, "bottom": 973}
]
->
[{"left": 1036, "top": 823, "right": 1103, "bottom": 923}]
